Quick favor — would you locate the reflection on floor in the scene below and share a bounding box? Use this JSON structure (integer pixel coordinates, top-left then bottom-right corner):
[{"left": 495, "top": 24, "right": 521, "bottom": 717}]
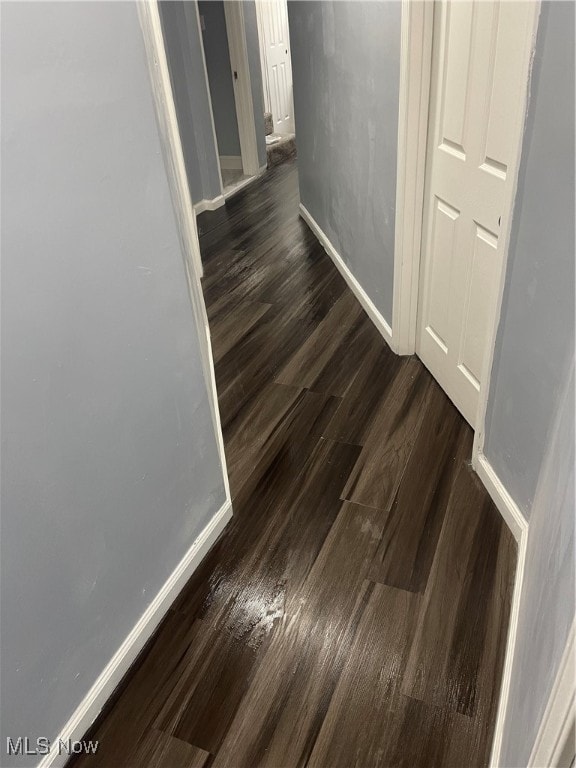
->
[{"left": 73, "top": 159, "right": 516, "bottom": 768}]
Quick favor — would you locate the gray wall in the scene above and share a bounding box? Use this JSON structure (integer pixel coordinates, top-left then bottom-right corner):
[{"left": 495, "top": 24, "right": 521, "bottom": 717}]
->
[
  {"left": 484, "top": 0, "right": 575, "bottom": 517},
  {"left": 484, "top": 3, "right": 575, "bottom": 763},
  {"left": 501, "top": 357, "right": 574, "bottom": 766},
  {"left": 1, "top": 2, "right": 227, "bottom": 762},
  {"left": 199, "top": 0, "right": 242, "bottom": 158},
  {"left": 288, "top": 1, "right": 401, "bottom": 325},
  {"left": 160, "top": 0, "right": 222, "bottom": 203}
]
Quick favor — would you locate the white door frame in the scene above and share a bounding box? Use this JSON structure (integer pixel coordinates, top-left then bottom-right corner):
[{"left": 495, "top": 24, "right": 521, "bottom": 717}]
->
[
  {"left": 392, "top": 0, "right": 540, "bottom": 438},
  {"left": 137, "top": 0, "right": 231, "bottom": 505},
  {"left": 391, "top": 0, "right": 434, "bottom": 358},
  {"left": 255, "top": 0, "right": 272, "bottom": 117},
  {"left": 224, "top": 1, "right": 261, "bottom": 178}
]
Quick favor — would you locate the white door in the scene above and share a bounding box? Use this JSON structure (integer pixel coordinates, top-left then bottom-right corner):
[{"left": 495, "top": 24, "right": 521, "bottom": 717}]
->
[
  {"left": 256, "top": 0, "right": 294, "bottom": 135},
  {"left": 417, "top": 0, "right": 536, "bottom": 427}
]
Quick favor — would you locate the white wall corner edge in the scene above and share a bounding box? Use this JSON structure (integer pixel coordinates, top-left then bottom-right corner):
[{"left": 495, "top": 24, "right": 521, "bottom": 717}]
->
[
  {"left": 37, "top": 498, "right": 233, "bottom": 768},
  {"left": 298, "top": 203, "right": 394, "bottom": 350}
]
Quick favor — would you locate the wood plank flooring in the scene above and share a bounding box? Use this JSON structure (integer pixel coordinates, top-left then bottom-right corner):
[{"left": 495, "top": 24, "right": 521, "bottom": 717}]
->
[{"left": 74, "top": 160, "right": 516, "bottom": 768}]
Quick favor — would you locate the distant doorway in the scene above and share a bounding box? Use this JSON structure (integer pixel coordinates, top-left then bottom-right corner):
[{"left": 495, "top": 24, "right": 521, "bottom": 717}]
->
[
  {"left": 198, "top": 1, "right": 261, "bottom": 197},
  {"left": 256, "top": 0, "right": 297, "bottom": 169},
  {"left": 256, "top": 0, "right": 294, "bottom": 135}
]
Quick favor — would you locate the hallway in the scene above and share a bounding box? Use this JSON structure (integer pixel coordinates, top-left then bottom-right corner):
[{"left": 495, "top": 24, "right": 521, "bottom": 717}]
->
[{"left": 76, "top": 160, "right": 516, "bottom": 768}]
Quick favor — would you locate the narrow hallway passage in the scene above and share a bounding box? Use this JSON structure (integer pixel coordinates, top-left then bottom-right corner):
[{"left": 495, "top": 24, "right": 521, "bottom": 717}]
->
[{"left": 76, "top": 160, "right": 516, "bottom": 768}]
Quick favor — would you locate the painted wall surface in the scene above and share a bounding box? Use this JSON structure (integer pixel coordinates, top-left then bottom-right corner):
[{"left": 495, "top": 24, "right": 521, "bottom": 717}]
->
[
  {"left": 485, "top": 1, "right": 575, "bottom": 517},
  {"left": 244, "top": 0, "right": 268, "bottom": 168},
  {"left": 501, "top": 357, "right": 574, "bottom": 766},
  {"left": 287, "top": 1, "right": 401, "bottom": 324},
  {"left": 199, "top": 0, "right": 242, "bottom": 158},
  {"left": 160, "top": 0, "right": 222, "bottom": 203},
  {"left": 1, "top": 2, "right": 227, "bottom": 762},
  {"left": 485, "top": 3, "right": 575, "bottom": 763}
]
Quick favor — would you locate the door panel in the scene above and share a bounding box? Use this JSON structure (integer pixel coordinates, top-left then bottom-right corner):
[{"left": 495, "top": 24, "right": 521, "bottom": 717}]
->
[
  {"left": 417, "top": 0, "right": 535, "bottom": 426},
  {"left": 438, "top": 1, "right": 474, "bottom": 157}
]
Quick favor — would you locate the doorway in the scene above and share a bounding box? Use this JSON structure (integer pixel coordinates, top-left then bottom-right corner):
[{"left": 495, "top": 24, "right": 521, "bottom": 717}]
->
[
  {"left": 198, "top": 0, "right": 262, "bottom": 198},
  {"left": 255, "top": 0, "right": 296, "bottom": 167},
  {"left": 397, "top": 0, "right": 539, "bottom": 429}
]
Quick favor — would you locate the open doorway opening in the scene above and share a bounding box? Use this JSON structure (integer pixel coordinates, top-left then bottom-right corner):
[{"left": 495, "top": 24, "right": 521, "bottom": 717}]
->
[
  {"left": 198, "top": 1, "right": 263, "bottom": 198},
  {"left": 255, "top": 0, "right": 297, "bottom": 168},
  {"left": 199, "top": 1, "right": 244, "bottom": 196}
]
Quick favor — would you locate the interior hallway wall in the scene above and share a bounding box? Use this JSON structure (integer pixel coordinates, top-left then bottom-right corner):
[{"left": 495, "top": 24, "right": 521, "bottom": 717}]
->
[
  {"left": 502, "top": 355, "right": 574, "bottom": 767},
  {"left": 287, "top": 0, "right": 401, "bottom": 325},
  {"left": 485, "top": 1, "right": 575, "bottom": 521},
  {"left": 198, "top": 0, "right": 241, "bottom": 159},
  {"left": 160, "top": 0, "right": 222, "bottom": 203},
  {"left": 1, "top": 2, "right": 227, "bottom": 763},
  {"left": 484, "top": 3, "right": 575, "bottom": 763}
]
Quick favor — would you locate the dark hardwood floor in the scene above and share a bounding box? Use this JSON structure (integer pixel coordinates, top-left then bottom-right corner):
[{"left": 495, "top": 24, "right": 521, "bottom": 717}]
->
[{"left": 75, "top": 160, "right": 516, "bottom": 768}]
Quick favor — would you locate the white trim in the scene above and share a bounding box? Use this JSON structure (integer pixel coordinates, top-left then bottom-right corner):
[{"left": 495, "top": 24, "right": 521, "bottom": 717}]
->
[
  {"left": 138, "top": 0, "right": 231, "bottom": 505},
  {"left": 474, "top": 453, "right": 527, "bottom": 543},
  {"left": 137, "top": 0, "right": 203, "bottom": 282},
  {"left": 392, "top": 0, "right": 433, "bottom": 356},
  {"left": 255, "top": 0, "right": 272, "bottom": 116},
  {"left": 490, "top": 506, "right": 529, "bottom": 768},
  {"left": 469, "top": 453, "right": 531, "bottom": 768},
  {"left": 219, "top": 155, "right": 243, "bottom": 170},
  {"left": 224, "top": 1, "right": 260, "bottom": 178},
  {"left": 299, "top": 203, "right": 394, "bottom": 349},
  {"left": 471, "top": 1, "right": 541, "bottom": 457},
  {"left": 37, "top": 500, "right": 233, "bottom": 768},
  {"left": 472, "top": 454, "right": 530, "bottom": 768},
  {"left": 529, "top": 622, "right": 576, "bottom": 768},
  {"left": 194, "top": 195, "right": 226, "bottom": 215}
]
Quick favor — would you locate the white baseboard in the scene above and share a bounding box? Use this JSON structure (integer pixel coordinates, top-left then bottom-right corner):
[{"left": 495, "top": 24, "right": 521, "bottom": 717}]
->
[
  {"left": 219, "top": 155, "right": 243, "bottom": 170},
  {"left": 474, "top": 452, "right": 527, "bottom": 543},
  {"left": 38, "top": 499, "right": 232, "bottom": 768},
  {"left": 299, "top": 203, "right": 394, "bottom": 350},
  {"left": 529, "top": 620, "right": 576, "bottom": 768},
  {"left": 472, "top": 453, "right": 529, "bottom": 768},
  {"left": 194, "top": 195, "right": 225, "bottom": 215},
  {"left": 489, "top": 521, "right": 528, "bottom": 768}
]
